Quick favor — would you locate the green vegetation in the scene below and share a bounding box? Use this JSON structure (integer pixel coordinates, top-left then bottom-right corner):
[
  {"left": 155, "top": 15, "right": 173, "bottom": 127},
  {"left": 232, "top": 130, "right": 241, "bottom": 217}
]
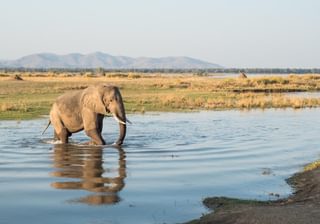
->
[{"left": 1, "top": 73, "right": 320, "bottom": 120}]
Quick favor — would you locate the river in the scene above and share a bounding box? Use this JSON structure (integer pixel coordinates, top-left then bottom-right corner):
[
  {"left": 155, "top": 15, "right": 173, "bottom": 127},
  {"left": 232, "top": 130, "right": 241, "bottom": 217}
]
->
[{"left": 0, "top": 109, "right": 319, "bottom": 224}]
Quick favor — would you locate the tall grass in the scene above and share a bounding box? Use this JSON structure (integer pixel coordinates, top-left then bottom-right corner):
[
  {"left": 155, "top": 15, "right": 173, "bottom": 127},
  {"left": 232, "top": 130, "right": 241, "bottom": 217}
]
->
[{"left": 1, "top": 73, "right": 320, "bottom": 119}]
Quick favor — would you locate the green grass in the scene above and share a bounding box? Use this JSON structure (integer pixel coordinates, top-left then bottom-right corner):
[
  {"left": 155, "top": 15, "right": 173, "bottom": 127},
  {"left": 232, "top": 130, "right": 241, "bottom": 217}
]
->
[{"left": 1, "top": 73, "right": 320, "bottom": 120}]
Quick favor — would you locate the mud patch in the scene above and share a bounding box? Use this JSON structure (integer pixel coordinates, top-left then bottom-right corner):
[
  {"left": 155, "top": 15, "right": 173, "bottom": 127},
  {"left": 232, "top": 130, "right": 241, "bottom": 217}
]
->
[{"left": 187, "top": 166, "right": 320, "bottom": 224}]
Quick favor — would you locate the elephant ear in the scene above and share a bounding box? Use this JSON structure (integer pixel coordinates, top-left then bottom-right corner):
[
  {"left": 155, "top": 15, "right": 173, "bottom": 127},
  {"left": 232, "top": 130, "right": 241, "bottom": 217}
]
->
[{"left": 81, "top": 86, "right": 107, "bottom": 115}]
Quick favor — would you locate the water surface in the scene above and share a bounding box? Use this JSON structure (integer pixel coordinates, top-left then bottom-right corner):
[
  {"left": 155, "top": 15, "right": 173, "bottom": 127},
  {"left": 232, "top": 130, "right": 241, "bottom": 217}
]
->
[{"left": 0, "top": 109, "right": 320, "bottom": 224}]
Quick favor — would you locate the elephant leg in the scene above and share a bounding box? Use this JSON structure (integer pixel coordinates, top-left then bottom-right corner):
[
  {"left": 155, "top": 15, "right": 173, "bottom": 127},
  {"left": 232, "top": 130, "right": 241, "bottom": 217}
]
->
[
  {"left": 50, "top": 109, "right": 69, "bottom": 144},
  {"left": 83, "top": 110, "right": 106, "bottom": 145},
  {"left": 54, "top": 128, "right": 70, "bottom": 143},
  {"left": 54, "top": 131, "right": 59, "bottom": 140},
  {"left": 97, "top": 114, "right": 104, "bottom": 134},
  {"left": 59, "top": 127, "right": 69, "bottom": 144},
  {"left": 85, "top": 129, "right": 106, "bottom": 145}
]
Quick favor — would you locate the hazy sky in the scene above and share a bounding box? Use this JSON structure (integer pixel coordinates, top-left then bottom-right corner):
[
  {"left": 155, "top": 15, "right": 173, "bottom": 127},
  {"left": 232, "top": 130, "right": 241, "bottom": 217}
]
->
[{"left": 1, "top": 0, "right": 319, "bottom": 67}]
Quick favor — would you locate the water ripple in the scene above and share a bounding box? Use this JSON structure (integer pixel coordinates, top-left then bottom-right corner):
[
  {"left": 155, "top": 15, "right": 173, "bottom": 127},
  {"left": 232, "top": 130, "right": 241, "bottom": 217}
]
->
[{"left": 0, "top": 109, "right": 320, "bottom": 224}]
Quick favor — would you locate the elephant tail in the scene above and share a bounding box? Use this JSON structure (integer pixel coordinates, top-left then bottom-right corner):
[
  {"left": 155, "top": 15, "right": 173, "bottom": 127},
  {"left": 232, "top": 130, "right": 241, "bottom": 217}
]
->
[{"left": 42, "top": 120, "right": 51, "bottom": 135}]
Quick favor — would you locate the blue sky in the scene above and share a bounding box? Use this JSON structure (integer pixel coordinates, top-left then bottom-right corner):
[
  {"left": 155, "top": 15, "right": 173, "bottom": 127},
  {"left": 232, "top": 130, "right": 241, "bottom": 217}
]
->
[{"left": 0, "top": 0, "right": 319, "bottom": 67}]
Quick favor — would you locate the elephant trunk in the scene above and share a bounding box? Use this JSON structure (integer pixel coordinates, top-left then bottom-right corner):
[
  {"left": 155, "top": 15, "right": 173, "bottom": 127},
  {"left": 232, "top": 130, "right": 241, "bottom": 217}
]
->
[
  {"left": 115, "top": 122, "right": 126, "bottom": 146},
  {"left": 113, "top": 101, "right": 127, "bottom": 146}
]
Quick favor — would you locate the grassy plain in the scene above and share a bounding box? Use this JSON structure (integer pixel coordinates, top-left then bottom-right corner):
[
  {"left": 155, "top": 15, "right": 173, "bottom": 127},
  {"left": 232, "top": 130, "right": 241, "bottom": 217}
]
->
[{"left": 1, "top": 72, "right": 320, "bottom": 120}]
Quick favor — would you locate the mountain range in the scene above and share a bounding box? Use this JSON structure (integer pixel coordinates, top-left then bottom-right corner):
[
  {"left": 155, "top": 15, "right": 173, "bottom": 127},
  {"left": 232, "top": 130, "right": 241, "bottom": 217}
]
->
[{"left": 0, "top": 52, "right": 222, "bottom": 69}]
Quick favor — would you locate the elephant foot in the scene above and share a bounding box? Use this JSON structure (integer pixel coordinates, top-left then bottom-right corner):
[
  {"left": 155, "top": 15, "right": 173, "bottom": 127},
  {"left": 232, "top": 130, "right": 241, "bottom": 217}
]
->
[
  {"left": 113, "top": 142, "right": 122, "bottom": 147},
  {"left": 57, "top": 127, "right": 69, "bottom": 144},
  {"left": 82, "top": 141, "right": 105, "bottom": 146},
  {"left": 82, "top": 141, "right": 95, "bottom": 146},
  {"left": 85, "top": 129, "right": 106, "bottom": 145}
]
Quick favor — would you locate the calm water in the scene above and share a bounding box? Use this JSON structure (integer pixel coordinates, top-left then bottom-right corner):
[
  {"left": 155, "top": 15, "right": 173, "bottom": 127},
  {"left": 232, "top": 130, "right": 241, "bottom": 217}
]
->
[{"left": 0, "top": 109, "right": 320, "bottom": 224}]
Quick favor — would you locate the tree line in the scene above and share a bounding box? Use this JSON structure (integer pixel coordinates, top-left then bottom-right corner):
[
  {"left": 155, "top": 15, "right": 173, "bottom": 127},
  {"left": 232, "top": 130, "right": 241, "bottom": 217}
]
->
[{"left": 1, "top": 67, "right": 320, "bottom": 74}]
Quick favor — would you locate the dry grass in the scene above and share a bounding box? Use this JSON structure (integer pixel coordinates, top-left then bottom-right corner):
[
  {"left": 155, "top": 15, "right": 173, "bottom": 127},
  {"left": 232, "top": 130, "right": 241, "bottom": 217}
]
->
[
  {"left": 304, "top": 160, "right": 320, "bottom": 171},
  {"left": 1, "top": 72, "right": 320, "bottom": 119}
]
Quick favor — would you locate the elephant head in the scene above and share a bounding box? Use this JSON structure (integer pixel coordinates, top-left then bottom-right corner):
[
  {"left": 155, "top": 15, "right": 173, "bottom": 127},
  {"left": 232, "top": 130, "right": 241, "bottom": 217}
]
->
[{"left": 81, "top": 84, "right": 128, "bottom": 145}]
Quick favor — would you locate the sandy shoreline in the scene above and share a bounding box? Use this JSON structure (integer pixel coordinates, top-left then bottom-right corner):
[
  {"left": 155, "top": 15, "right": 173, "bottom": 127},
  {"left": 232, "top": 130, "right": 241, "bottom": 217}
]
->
[{"left": 187, "top": 166, "right": 320, "bottom": 224}]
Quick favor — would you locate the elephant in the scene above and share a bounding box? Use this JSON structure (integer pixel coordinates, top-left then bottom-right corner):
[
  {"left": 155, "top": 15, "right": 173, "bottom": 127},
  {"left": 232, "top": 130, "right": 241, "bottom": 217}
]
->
[{"left": 43, "top": 84, "right": 129, "bottom": 146}]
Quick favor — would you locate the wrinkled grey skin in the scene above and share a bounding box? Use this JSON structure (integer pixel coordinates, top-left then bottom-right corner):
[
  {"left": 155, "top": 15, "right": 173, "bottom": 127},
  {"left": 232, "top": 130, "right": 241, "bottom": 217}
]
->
[{"left": 46, "top": 84, "right": 127, "bottom": 146}]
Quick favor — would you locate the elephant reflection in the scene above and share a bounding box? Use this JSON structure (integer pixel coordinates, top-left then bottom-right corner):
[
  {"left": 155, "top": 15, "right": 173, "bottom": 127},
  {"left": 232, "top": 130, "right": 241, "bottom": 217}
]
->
[{"left": 50, "top": 144, "right": 126, "bottom": 205}]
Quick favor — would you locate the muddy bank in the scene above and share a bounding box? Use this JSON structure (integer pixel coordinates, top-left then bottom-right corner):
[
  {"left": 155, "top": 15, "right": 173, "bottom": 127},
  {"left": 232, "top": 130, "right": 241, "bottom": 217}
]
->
[{"left": 187, "top": 166, "right": 320, "bottom": 224}]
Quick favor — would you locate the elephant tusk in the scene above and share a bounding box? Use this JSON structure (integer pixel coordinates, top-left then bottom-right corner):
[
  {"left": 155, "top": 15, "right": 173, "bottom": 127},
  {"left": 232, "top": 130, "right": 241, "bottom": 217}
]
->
[{"left": 113, "top": 114, "right": 126, "bottom": 125}]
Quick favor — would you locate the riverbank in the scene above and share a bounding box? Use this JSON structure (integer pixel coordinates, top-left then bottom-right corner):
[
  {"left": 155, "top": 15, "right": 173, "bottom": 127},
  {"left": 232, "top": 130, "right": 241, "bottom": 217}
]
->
[
  {"left": 187, "top": 162, "right": 320, "bottom": 224},
  {"left": 1, "top": 73, "right": 320, "bottom": 120}
]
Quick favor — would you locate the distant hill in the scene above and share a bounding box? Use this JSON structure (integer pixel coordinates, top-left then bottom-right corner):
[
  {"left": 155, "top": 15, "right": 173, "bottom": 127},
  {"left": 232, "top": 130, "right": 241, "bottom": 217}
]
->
[{"left": 0, "top": 52, "right": 222, "bottom": 69}]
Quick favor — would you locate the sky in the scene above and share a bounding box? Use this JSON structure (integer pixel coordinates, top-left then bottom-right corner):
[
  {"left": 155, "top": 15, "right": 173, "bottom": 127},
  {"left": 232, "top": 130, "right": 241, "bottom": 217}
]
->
[{"left": 0, "top": 0, "right": 319, "bottom": 68}]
